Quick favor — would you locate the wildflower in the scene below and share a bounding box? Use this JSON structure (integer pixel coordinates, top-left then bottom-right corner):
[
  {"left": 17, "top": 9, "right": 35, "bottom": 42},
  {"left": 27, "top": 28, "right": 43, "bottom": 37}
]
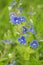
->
[
  {"left": 13, "top": 61, "right": 16, "bottom": 65},
  {"left": 22, "top": 26, "right": 28, "bottom": 34},
  {"left": 27, "top": 12, "right": 36, "bottom": 15},
  {"left": 2, "top": 39, "right": 14, "bottom": 44},
  {"left": 10, "top": 16, "right": 21, "bottom": 24},
  {"left": 19, "top": 7, "right": 23, "bottom": 13},
  {"left": 29, "top": 27, "right": 35, "bottom": 34},
  {"left": 10, "top": 14, "right": 25, "bottom": 24},
  {"left": 8, "top": 1, "right": 17, "bottom": 10},
  {"left": 20, "top": 16, "right": 25, "bottom": 22},
  {"left": 13, "top": 17, "right": 20, "bottom": 24},
  {"left": 6, "top": 64, "right": 9, "bottom": 65},
  {"left": 11, "top": 1, "right": 17, "bottom": 6},
  {"left": 11, "top": 1, "right": 17, "bottom": 5},
  {"left": 2, "top": 40, "right": 9, "bottom": 43},
  {"left": 30, "top": 40, "right": 39, "bottom": 49},
  {"left": 18, "top": 36, "right": 26, "bottom": 44}
]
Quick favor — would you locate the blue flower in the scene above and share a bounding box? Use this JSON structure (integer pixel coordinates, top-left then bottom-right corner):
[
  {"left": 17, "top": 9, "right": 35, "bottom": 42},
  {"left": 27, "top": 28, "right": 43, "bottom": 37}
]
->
[
  {"left": 30, "top": 40, "right": 39, "bottom": 49},
  {"left": 19, "top": 7, "right": 23, "bottom": 13},
  {"left": 2, "top": 39, "right": 14, "bottom": 44},
  {"left": 13, "top": 16, "right": 20, "bottom": 24},
  {"left": 22, "top": 26, "right": 28, "bottom": 34},
  {"left": 13, "top": 61, "right": 16, "bottom": 65},
  {"left": 27, "top": 12, "right": 36, "bottom": 15},
  {"left": 10, "top": 14, "right": 15, "bottom": 22},
  {"left": 10, "top": 16, "right": 21, "bottom": 24},
  {"left": 2, "top": 40, "right": 9, "bottom": 43},
  {"left": 6, "top": 64, "right": 9, "bottom": 65},
  {"left": 29, "top": 27, "right": 35, "bottom": 34},
  {"left": 10, "top": 15, "right": 25, "bottom": 25},
  {"left": 12, "top": 1, "right": 17, "bottom": 5},
  {"left": 20, "top": 16, "right": 25, "bottom": 22},
  {"left": 18, "top": 36, "right": 26, "bottom": 44}
]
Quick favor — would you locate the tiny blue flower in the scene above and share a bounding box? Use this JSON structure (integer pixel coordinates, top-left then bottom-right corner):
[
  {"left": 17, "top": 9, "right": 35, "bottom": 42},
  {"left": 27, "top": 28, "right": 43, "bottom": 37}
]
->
[
  {"left": 6, "top": 63, "right": 10, "bottom": 65},
  {"left": 13, "top": 61, "right": 16, "bottom": 65},
  {"left": 30, "top": 40, "right": 39, "bottom": 49},
  {"left": 2, "top": 40, "right": 9, "bottom": 43},
  {"left": 22, "top": 26, "right": 28, "bottom": 34},
  {"left": 18, "top": 36, "right": 26, "bottom": 44},
  {"left": 10, "top": 14, "right": 15, "bottom": 22},
  {"left": 29, "top": 27, "right": 35, "bottom": 34},
  {"left": 20, "top": 16, "right": 25, "bottom": 22},
  {"left": 11, "top": 1, "right": 17, "bottom": 6},
  {"left": 10, "top": 15, "right": 25, "bottom": 24},
  {"left": 27, "top": 12, "right": 36, "bottom": 15},
  {"left": 17, "top": 17, "right": 22, "bottom": 23},
  {"left": 19, "top": 7, "right": 23, "bottom": 13},
  {"left": 10, "top": 13, "right": 25, "bottom": 24},
  {"left": 13, "top": 16, "right": 20, "bottom": 24},
  {"left": 10, "top": 16, "right": 21, "bottom": 25},
  {"left": 6, "top": 64, "right": 8, "bottom": 65},
  {"left": 6, "top": 64, "right": 9, "bottom": 65}
]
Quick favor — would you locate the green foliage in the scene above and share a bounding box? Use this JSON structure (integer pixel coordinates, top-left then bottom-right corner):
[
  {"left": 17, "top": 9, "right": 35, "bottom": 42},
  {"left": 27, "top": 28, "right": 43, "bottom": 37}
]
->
[{"left": 0, "top": 0, "right": 43, "bottom": 65}]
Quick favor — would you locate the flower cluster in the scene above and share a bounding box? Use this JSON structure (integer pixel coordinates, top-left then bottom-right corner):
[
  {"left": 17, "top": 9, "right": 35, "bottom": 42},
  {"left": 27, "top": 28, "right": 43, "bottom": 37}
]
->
[
  {"left": 10, "top": 14, "right": 25, "bottom": 25},
  {"left": 9, "top": 4, "right": 39, "bottom": 49},
  {"left": 22, "top": 26, "right": 35, "bottom": 34}
]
